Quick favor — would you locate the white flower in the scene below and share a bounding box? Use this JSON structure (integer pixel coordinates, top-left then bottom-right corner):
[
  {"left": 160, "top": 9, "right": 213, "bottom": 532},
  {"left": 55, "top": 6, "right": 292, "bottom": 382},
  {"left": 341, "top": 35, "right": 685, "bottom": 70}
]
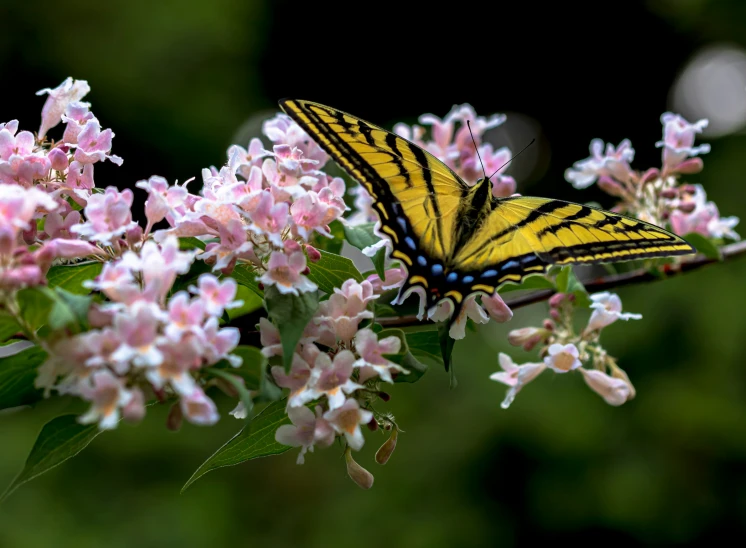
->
[
  {"left": 586, "top": 292, "right": 642, "bottom": 332},
  {"left": 78, "top": 370, "right": 133, "bottom": 430},
  {"left": 323, "top": 398, "right": 373, "bottom": 451},
  {"left": 490, "top": 353, "right": 546, "bottom": 409},
  {"left": 275, "top": 405, "right": 334, "bottom": 464},
  {"left": 544, "top": 343, "right": 582, "bottom": 373}
]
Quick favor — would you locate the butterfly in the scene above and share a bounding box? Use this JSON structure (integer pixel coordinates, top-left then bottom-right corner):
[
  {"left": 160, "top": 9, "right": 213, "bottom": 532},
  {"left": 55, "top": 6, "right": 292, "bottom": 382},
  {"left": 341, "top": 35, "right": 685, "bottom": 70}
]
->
[{"left": 279, "top": 99, "right": 695, "bottom": 323}]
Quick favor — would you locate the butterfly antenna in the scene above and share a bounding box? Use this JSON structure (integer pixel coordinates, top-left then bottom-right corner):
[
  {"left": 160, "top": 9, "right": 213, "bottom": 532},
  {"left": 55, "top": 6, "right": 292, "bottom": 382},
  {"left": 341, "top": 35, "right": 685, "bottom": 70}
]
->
[
  {"left": 466, "top": 120, "right": 488, "bottom": 180},
  {"left": 488, "top": 138, "right": 536, "bottom": 180}
]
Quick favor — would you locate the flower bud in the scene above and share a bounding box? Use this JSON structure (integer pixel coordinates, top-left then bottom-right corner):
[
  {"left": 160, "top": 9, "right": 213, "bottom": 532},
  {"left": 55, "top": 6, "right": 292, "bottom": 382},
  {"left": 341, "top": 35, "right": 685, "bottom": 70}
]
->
[
  {"left": 660, "top": 188, "right": 678, "bottom": 199},
  {"left": 305, "top": 244, "right": 321, "bottom": 263},
  {"left": 377, "top": 391, "right": 391, "bottom": 402},
  {"left": 542, "top": 319, "right": 555, "bottom": 331},
  {"left": 640, "top": 168, "right": 660, "bottom": 184},
  {"left": 375, "top": 428, "right": 398, "bottom": 465},
  {"left": 345, "top": 447, "right": 374, "bottom": 489},
  {"left": 610, "top": 366, "right": 636, "bottom": 400},
  {"left": 126, "top": 224, "right": 143, "bottom": 247},
  {"left": 167, "top": 402, "right": 183, "bottom": 431},
  {"left": 678, "top": 201, "right": 697, "bottom": 214},
  {"left": 507, "top": 327, "right": 548, "bottom": 351},
  {"left": 301, "top": 266, "right": 310, "bottom": 275},
  {"left": 579, "top": 368, "right": 632, "bottom": 406},
  {"left": 680, "top": 184, "right": 697, "bottom": 195},
  {"left": 48, "top": 147, "right": 69, "bottom": 171},
  {"left": 367, "top": 418, "right": 379, "bottom": 431},
  {"left": 548, "top": 292, "right": 567, "bottom": 308},
  {"left": 597, "top": 176, "right": 626, "bottom": 198},
  {"left": 549, "top": 308, "right": 561, "bottom": 321},
  {"left": 675, "top": 157, "right": 704, "bottom": 174}
]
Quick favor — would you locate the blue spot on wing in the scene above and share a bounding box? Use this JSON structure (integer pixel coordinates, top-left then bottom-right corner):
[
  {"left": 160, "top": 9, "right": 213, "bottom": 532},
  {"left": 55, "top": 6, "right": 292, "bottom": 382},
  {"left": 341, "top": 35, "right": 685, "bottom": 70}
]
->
[
  {"left": 417, "top": 256, "right": 427, "bottom": 266},
  {"left": 481, "top": 269, "right": 498, "bottom": 278},
  {"left": 462, "top": 275, "right": 474, "bottom": 284},
  {"left": 502, "top": 260, "right": 520, "bottom": 270},
  {"left": 405, "top": 237, "right": 416, "bottom": 250},
  {"left": 447, "top": 272, "right": 458, "bottom": 283},
  {"left": 431, "top": 264, "right": 443, "bottom": 275},
  {"left": 397, "top": 217, "right": 408, "bottom": 231}
]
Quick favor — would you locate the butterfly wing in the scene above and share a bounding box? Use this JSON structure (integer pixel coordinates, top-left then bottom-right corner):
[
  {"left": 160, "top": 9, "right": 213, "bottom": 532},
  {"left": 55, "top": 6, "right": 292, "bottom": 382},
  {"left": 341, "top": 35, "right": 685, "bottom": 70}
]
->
[
  {"left": 449, "top": 196, "right": 695, "bottom": 291},
  {"left": 280, "top": 99, "right": 468, "bottom": 266}
]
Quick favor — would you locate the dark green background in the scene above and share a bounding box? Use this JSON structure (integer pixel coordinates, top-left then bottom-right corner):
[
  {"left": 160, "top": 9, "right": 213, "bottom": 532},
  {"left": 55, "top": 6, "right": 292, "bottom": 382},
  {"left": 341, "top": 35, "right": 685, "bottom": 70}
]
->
[{"left": 1, "top": 0, "right": 746, "bottom": 546}]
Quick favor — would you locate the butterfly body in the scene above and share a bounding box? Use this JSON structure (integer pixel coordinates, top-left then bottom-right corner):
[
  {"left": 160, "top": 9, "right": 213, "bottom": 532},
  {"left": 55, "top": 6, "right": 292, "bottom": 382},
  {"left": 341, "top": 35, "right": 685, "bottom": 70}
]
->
[{"left": 279, "top": 99, "right": 695, "bottom": 321}]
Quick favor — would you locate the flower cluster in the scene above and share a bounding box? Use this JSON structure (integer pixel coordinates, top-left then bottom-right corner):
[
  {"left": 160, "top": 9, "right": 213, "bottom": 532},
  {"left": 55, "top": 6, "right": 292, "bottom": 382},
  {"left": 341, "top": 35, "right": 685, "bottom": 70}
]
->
[
  {"left": 267, "top": 279, "right": 403, "bottom": 487},
  {"left": 491, "top": 290, "right": 640, "bottom": 408},
  {"left": 36, "top": 237, "right": 243, "bottom": 428},
  {"left": 565, "top": 112, "right": 740, "bottom": 241},
  {"left": 146, "top": 112, "right": 347, "bottom": 295}
]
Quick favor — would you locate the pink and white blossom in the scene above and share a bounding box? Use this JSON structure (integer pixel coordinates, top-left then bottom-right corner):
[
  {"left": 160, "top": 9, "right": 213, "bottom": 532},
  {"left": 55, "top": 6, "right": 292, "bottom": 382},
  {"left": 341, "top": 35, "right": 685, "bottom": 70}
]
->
[
  {"left": 565, "top": 139, "right": 636, "bottom": 189},
  {"left": 189, "top": 274, "right": 242, "bottom": 317},
  {"left": 490, "top": 353, "right": 546, "bottom": 409},
  {"left": 72, "top": 186, "right": 137, "bottom": 245},
  {"left": 180, "top": 387, "right": 220, "bottom": 426},
  {"left": 36, "top": 77, "right": 91, "bottom": 139},
  {"left": 585, "top": 292, "right": 642, "bottom": 332},
  {"left": 258, "top": 250, "right": 317, "bottom": 295},
  {"left": 78, "top": 370, "right": 132, "bottom": 430},
  {"left": 306, "top": 350, "right": 363, "bottom": 410},
  {"left": 275, "top": 405, "right": 335, "bottom": 464},
  {"left": 323, "top": 398, "right": 374, "bottom": 451},
  {"left": 353, "top": 328, "right": 408, "bottom": 383},
  {"left": 656, "top": 113, "right": 710, "bottom": 175},
  {"left": 544, "top": 343, "right": 582, "bottom": 373}
]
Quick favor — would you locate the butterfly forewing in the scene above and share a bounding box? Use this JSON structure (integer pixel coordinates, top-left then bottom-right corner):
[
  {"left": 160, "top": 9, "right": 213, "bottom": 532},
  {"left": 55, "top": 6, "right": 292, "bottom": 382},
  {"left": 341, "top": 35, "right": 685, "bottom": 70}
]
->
[{"left": 280, "top": 99, "right": 467, "bottom": 263}]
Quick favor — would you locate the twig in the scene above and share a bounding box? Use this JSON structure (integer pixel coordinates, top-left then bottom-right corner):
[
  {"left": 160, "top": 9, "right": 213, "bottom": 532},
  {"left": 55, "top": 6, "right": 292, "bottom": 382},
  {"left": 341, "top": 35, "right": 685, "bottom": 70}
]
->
[{"left": 378, "top": 240, "right": 746, "bottom": 328}]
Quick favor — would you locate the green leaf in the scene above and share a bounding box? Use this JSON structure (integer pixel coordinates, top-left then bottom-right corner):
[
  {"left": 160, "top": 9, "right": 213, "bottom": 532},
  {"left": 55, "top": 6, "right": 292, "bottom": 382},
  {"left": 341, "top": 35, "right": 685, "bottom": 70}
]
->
[
  {"left": 0, "top": 345, "right": 47, "bottom": 410},
  {"left": 310, "top": 220, "right": 344, "bottom": 254},
  {"left": 230, "top": 264, "right": 264, "bottom": 298},
  {"left": 170, "top": 260, "right": 213, "bottom": 296},
  {"left": 555, "top": 266, "right": 590, "bottom": 308},
  {"left": 0, "top": 313, "right": 22, "bottom": 343},
  {"left": 15, "top": 288, "right": 55, "bottom": 331},
  {"left": 226, "top": 285, "right": 264, "bottom": 320},
  {"left": 264, "top": 286, "right": 318, "bottom": 371},
  {"left": 437, "top": 321, "right": 456, "bottom": 377},
  {"left": 181, "top": 399, "right": 293, "bottom": 492},
  {"left": 212, "top": 345, "right": 265, "bottom": 391},
  {"left": 179, "top": 237, "right": 207, "bottom": 250},
  {"left": 1, "top": 414, "right": 103, "bottom": 502},
  {"left": 377, "top": 328, "right": 428, "bottom": 383},
  {"left": 343, "top": 223, "right": 386, "bottom": 278},
  {"left": 683, "top": 232, "right": 723, "bottom": 261},
  {"left": 46, "top": 288, "right": 92, "bottom": 332},
  {"left": 498, "top": 273, "right": 555, "bottom": 294},
  {"left": 307, "top": 250, "right": 363, "bottom": 294},
  {"left": 46, "top": 262, "right": 103, "bottom": 295},
  {"left": 403, "top": 327, "right": 443, "bottom": 370}
]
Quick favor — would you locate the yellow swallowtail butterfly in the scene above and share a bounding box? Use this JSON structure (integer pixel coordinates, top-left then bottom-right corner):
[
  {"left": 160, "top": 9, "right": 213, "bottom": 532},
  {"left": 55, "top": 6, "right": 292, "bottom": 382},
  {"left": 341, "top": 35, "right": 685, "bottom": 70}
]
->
[{"left": 279, "top": 99, "right": 695, "bottom": 321}]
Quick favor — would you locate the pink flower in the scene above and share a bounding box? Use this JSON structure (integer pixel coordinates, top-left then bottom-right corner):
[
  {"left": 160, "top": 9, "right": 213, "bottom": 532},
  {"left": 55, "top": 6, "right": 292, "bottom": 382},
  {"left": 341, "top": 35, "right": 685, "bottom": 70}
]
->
[
  {"left": 263, "top": 113, "right": 329, "bottom": 167},
  {"left": 585, "top": 292, "right": 642, "bottom": 332},
  {"left": 272, "top": 353, "right": 316, "bottom": 408},
  {"left": 136, "top": 175, "right": 189, "bottom": 228},
  {"left": 122, "top": 237, "right": 195, "bottom": 303},
  {"left": 81, "top": 328, "right": 123, "bottom": 370},
  {"left": 180, "top": 387, "right": 220, "bottom": 426},
  {"left": 656, "top": 113, "right": 710, "bottom": 175},
  {"left": 73, "top": 119, "right": 123, "bottom": 165},
  {"left": 259, "top": 317, "right": 283, "bottom": 357},
  {"left": 481, "top": 292, "right": 513, "bottom": 323},
  {"left": 189, "top": 274, "right": 242, "bottom": 317},
  {"left": 164, "top": 292, "right": 206, "bottom": 341},
  {"left": 316, "top": 280, "right": 376, "bottom": 343},
  {"left": 61, "top": 102, "right": 97, "bottom": 145},
  {"left": 366, "top": 267, "right": 407, "bottom": 293},
  {"left": 544, "top": 343, "right": 582, "bottom": 373},
  {"left": 248, "top": 191, "right": 289, "bottom": 246},
  {"left": 36, "top": 77, "right": 91, "bottom": 139},
  {"left": 275, "top": 405, "right": 334, "bottom": 464},
  {"left": 490, "top": 353, "right": 546, "bottom": 409},
  {"left": 579, "top": 368, "right": 633, "bottom": 406},
  {"left": 48, "top": 147, "right": 69, "bottom": 171},
  {"left": 85, "top": 260, "right": 140, "bottom": 304},
  {"left": 669, "top": 185, "right": 740, "bottom": 241},
  {"left": 0, "top": 184, "right": 57, "bottom": 236},
  {"left": 198, "top": 218, "right": 255, "bottom": 272},
  {"left": 323, "top": 398, "right": 374, "bottom": 451},
  {"left": 258, "top": 250, "right": 317, "bottom": 295},
  {"left": 290, "top": 192, "right": 331, "bottom": 239},
  {"left": 305, "top": 350, "right": 363, "bottom": 410},
  {"left": 72, "top": 186, "right": 137, "bottom": 245},
  {"left": 353, "top": 328, "right": 408, "bottom": 383},
  {"left": 565, "top": 138, "right": 636, "bottom": 189},
  {"left": 110, "top": 302, "right": 165, "bottom": 368},
  {"left": 428, "top": 294, "right": 490, "bottom": 340},
  {"left": 78, "top": 370, "right": 132, "bottom": 430},
  {"left": 200, "top": 317, "right": 241, "bottom": 366},
  {"left": 347, "top": 186, "right": 378, "bottom": 225},
  {"left": 146, "top": 336, "right": 202, "bottom": 396},
  {"left": 43, "top": 210, "right": 81, "bottom": 240}
]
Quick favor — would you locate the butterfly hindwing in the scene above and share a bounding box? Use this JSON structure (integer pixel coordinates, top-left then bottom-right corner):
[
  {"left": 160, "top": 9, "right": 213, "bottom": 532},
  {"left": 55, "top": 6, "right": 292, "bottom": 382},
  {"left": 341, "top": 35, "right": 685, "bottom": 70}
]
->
[{"left": 280, "top": 99, "right": 468, "bottom": 264}]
